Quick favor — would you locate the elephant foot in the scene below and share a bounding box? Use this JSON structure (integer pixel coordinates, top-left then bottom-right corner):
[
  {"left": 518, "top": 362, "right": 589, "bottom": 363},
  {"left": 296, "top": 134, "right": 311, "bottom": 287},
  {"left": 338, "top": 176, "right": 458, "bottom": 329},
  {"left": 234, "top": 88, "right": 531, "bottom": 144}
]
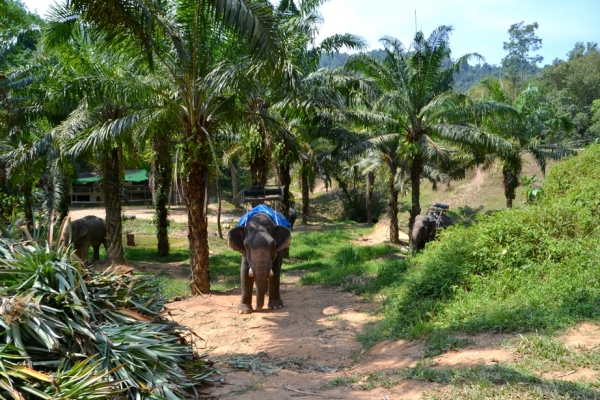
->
[
  {"left": 237, "top": 304, "right": 253, "bottom": 314},
  {"left": 268, "top": 299, "right": 283, "bottom": 310}
]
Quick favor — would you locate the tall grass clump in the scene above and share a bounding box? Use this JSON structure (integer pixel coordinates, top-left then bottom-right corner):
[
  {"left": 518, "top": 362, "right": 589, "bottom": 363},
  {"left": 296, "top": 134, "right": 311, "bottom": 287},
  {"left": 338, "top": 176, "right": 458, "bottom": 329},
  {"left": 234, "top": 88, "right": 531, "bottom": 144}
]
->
[
  {"left": 368, "top": 145, "right": 600, "bottom": 342},
  {"left": 0, "top": 227, "right": 212, "bottom": 399}
]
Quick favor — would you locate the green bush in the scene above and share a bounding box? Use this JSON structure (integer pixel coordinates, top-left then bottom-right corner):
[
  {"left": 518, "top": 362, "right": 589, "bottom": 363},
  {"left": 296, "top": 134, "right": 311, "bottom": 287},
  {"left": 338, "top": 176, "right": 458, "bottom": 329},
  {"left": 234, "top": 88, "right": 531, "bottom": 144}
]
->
[{"left": 0, "top": 237, "right": 211, "bottom": 399}]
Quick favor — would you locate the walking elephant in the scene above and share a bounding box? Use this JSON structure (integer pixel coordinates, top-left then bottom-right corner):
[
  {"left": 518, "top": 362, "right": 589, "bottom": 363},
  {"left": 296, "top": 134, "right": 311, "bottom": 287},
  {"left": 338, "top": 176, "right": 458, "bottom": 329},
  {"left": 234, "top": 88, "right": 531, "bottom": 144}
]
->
[
  {"left": 60, "top": 215, "right": 107, "bottom": 263},
  {"left": 228, "top": 207, "right": 291, "bottom": 314}
]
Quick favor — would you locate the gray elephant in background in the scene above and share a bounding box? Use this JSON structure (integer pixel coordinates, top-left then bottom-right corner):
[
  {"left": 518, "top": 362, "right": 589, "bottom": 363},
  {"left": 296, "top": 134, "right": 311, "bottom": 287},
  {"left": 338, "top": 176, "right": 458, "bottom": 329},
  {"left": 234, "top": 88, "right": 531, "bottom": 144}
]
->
[
  {"left": 228, "top": 213, "right": 291, "bottom": 314},
  {"left": 60, "top": 215, "right": 107, "bottom": 263},
  {"left": 288, "top": 208, "right": 297, "bottom": 231},
  {"left": 411, "top": 214, "right": 437, "bottom": 251},
  {"left": 411, "top": 213, "right": 455, "bottom": 251}
]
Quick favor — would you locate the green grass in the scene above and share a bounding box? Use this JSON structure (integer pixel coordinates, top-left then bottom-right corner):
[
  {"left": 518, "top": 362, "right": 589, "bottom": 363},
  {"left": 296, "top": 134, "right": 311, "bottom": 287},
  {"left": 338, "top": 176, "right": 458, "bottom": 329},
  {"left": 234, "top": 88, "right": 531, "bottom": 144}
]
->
[
  {"left": 513, "top": 334, "right": 600, "bottom": 373},
  {"left": 355, "top": 145, "right": 600, "bottom": 350},
  {"left": 324, "top": 361, "right": 599, "bottom": 398},
  {"left": 123, "top": 236, "right": 190, "bottom": 262},
  {"left": 155, "top": 275, "right": 191, "bottom": 299},
  {"left": 122, "top": 218, "right": 187, "bottom": 235}
]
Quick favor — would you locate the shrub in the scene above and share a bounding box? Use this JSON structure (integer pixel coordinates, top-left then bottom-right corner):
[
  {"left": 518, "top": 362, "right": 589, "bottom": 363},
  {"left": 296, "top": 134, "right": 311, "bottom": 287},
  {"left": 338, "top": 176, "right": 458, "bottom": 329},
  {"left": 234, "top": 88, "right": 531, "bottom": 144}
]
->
[{"left": 371, "top": 145, "right": 600, "bottom": 340}]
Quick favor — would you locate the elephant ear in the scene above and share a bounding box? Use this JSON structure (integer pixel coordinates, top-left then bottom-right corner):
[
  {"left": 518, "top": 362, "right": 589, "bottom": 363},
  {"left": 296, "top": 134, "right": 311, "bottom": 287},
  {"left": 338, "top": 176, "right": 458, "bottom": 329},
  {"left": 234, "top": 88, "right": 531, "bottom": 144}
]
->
[
  {"left": 274, "top": 226, "right": 291, "bottom": 252},
  {"left": 227, "top": 226, "right": 246, "bottom": 256},
  {"left": 76, "top": 224, "right": 89, "bottom": 239}
]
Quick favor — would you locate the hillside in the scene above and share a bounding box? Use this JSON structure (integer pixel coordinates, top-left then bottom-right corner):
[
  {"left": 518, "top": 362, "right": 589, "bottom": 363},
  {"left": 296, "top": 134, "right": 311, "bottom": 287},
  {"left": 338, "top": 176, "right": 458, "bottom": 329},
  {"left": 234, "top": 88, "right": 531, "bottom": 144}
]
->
[{"left": 308, "top": 153, "right": 552, "bottom": 238}]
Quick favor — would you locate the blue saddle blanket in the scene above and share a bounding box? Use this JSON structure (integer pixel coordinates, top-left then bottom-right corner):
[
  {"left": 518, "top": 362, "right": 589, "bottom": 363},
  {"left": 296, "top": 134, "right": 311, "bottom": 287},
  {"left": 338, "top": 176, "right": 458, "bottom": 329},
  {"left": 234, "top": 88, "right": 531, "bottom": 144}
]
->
[{"left": 237, "top": 205, "right": 291, "bottom": 228}]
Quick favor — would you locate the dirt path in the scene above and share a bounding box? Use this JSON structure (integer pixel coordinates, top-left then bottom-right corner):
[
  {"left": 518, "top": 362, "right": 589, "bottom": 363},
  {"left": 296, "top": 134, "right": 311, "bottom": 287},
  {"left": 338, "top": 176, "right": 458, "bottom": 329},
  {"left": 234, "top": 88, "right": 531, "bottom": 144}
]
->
[
  {"left": 163, "top": 273, "right": 600, "bottom": 399},
  {"left": 164, "top": 276, "right": 489, "bottom": 399}
]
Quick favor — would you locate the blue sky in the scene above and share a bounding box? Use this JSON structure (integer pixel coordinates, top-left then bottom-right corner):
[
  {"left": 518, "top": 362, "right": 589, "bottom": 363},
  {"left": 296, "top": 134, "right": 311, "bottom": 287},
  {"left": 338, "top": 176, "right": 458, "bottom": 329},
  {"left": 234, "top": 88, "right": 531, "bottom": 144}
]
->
[
  {"left": 316, "top": 0, "right": 600, "bottom": 66},
  {"left": 22, "top": 0, "right": 600, "bottom": 66}
]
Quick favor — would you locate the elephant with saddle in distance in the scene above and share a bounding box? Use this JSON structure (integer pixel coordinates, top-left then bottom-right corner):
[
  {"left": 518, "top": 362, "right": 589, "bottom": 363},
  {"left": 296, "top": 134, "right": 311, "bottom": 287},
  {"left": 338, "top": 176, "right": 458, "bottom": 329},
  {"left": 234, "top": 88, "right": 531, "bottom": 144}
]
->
[
  {"left": 228, "top": 206, "right": 291, "bottom": 314},
  {"left": 411, "top": 213, "right": 454, "bottom": 251}
]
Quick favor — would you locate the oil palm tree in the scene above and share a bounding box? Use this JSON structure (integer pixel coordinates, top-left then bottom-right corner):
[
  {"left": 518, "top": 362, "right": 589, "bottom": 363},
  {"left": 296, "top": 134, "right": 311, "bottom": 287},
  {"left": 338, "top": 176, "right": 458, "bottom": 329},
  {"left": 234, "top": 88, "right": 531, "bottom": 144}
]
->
[
  {"left": 346, "top": 27, "right": 515, "bottom": 237},
  {"left": 477, "top": 78, "right": 573, "bottom": 207},
  {"left": 42, "top": 34, "right": 155, "bottom": 262},
  {"left": 234, "top": 0, "right": 365, "bottom": 219},
  {"left": 46, "top": 0, "right": 282, "bottom": 293}
]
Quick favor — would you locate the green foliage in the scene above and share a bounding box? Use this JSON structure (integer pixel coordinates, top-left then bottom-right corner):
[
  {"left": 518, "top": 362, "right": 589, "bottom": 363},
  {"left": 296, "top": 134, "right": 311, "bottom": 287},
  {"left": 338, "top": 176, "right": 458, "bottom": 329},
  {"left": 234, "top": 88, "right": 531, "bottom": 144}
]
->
[
  {"left": 362, "top": 144, "right": 600, "bottom": 345},
  {"left": 320, "top": 50, "right": 503, "bottom": 94},
  {"left": 520, "top": 174, "right": 540, "bottom": 203},
  {"left": 0, "top": 0, "right": 42, "bottom": 70},
  {"left": 541, "top": 46, "right": 600, "bottom": 140},
  {"left": 0, "top": 234, "right": 211, "bottom": 399}
]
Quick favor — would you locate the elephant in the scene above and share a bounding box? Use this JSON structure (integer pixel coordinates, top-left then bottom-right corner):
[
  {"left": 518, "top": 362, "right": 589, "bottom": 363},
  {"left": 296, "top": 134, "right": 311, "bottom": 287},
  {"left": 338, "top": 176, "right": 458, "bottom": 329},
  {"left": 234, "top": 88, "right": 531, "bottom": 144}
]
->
[
  {"left": 60, "top": 215, "right": 107, "bottom": 263},
  {"left": 427, "top": 212, "right": 455, "bottom": 229},
  {"left": 411, "top": 212, "right": 455, "bottom": 251},
  {"left": 411, "top": 214, "right": 437, "bottom": 251},
  {"left": 288, "top": 208, "right": 297, "bottom": 231},
  {"left": 227, "top": 212, "right": 291, "bottom": 314}
]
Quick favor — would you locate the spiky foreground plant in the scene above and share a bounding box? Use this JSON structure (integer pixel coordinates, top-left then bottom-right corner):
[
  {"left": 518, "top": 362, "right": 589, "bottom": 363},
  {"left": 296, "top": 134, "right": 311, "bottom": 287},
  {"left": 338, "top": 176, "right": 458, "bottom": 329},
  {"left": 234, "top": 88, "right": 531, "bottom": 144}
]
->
[{"left": 0, "top": 236, "right": 211, "bottom": 399}]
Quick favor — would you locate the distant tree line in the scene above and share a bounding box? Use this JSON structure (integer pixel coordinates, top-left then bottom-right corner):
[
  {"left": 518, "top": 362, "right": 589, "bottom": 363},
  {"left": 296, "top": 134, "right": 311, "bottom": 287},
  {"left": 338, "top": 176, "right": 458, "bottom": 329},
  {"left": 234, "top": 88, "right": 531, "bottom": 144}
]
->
[{"left": 319, "top": 50, "right": 532, "bottom": 93}]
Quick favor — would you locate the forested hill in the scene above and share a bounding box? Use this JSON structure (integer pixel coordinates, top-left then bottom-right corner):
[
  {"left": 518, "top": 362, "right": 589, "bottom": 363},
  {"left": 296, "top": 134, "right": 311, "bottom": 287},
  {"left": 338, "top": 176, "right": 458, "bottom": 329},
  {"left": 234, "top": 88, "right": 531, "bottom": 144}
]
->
[{"left": 319, "top": 50, "right": 506, "bottom": 93}]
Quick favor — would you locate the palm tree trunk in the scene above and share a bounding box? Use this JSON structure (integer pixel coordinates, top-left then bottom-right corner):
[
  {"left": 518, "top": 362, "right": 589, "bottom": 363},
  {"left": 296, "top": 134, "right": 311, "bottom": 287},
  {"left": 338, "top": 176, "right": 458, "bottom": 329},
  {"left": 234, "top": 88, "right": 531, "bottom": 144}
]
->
[
  {"left": 387, "top": 167, "right": 400, "bottom": 244},
  {"left": 216, "top": 174, "right": 223, "bottom": 240},
  {"left": 56, "top": 184, "right": 70, "bottom": 227},
  {"left": 277, "top": 159, "right": 292, "bottom": 219},
  {"left": 409, "top": 154, "right": 423, "bottom": 240},
  {"left": 104, "top": 148, "right": 124, "bottom": 262},
  {"left": 366, "top": 171, "right": 375, "bottom": 225},
  {"left": 250, "top": 153, "right": 269, "bottom": 187},
  {"left": 151, "top": 135, "right": 172, "bottom": 257},
  {"left": 277, "top": 158, "right": 293, "bottom": 258},
  {"left": 230, "top": 163, "right": 239, "bottom": 207},
  {"left": 301, "top": 161, "right": 310, "bottom": 225},
  {"left": 502, "top": 167, "right": 518, "bottom": 208},
  {"left": 23, "top": 182, "right": 34, "bottom": 231},
  {"left": 249, "top": 152, "right": 269, "bottom": 207},
  {"left": 183, "top": 143, "right": 211, "bottom": 294}
]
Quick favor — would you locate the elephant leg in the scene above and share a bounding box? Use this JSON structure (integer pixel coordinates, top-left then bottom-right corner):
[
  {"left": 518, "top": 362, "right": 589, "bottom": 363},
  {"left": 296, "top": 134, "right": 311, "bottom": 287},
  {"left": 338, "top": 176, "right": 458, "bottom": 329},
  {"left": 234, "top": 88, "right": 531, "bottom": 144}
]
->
[
  {"left": 92, "top": 245, "right": 100, "bottom": 261},
  {"left": 416, "top": 231, "right": 426, "bottom": 250},
  {"left": 238, "top": 258, "right": 254, "bottom": 314},
  {"left": 80, "top": 244, "right": 91, "bottom": 263},
  {"left": 268, "top": 253, "right": 284, "bottom": 310}
]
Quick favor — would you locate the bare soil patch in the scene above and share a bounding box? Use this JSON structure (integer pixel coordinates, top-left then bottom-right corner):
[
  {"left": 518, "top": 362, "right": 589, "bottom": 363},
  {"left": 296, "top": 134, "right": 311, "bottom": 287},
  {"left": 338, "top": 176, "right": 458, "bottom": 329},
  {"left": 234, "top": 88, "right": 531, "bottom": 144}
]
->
[
  {"left": 163, "top": 273, "right": 457, "bottom": 399},
  {"left": 159, "top": 274, "right": 600, "bottom": 399},
  {"left": 559, "top": 322, "right": 600, "bottom": 350},
  {"left": 353, "top": 217, "right": 410, "bottom": 247}
]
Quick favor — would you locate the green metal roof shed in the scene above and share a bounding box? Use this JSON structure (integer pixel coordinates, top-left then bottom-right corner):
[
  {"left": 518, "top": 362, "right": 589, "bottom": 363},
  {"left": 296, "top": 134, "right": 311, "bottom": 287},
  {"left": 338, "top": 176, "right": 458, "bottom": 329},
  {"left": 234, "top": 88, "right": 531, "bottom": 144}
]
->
[{"left": 74, "top": 170, "right": 149, "bottom": 184}]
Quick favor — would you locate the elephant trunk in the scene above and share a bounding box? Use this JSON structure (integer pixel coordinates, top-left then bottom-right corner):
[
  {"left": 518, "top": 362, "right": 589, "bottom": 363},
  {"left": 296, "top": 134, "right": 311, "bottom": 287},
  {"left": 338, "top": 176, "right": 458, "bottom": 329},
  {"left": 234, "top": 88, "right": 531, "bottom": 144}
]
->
[{"left": 254, "top": 272, "right": 269, "bottom": 311}]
